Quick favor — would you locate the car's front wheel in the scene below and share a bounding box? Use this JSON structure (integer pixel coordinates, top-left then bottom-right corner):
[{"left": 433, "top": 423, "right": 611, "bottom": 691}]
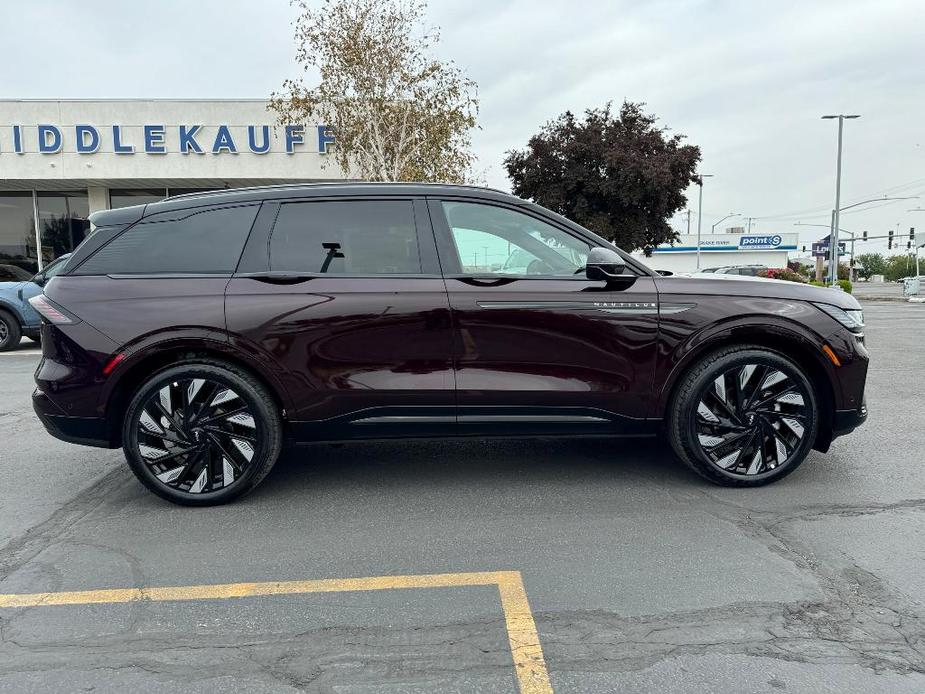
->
[
  {"left": 122, "top": 360, "right": 282, "bottom": 506},
  {"left": 669, "top": 345, "right": 819, "bottom": 486}
]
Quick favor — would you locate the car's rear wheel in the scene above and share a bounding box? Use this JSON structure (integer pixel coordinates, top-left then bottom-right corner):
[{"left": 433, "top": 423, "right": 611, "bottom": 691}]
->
[
  {"left": 122, "top": 361, "right": 282, "bottom": 506},
  {"left": 669, "top": 346, "right": 818, "bottom": 486},
  {"left": 0, "top": 310, "right": 22, "bottom": 352}
]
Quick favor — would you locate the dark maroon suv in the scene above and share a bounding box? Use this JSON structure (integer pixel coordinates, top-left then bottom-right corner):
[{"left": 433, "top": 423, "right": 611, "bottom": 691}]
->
[{"left": 30, "top": 183, "right": 868, "bottom": 505}]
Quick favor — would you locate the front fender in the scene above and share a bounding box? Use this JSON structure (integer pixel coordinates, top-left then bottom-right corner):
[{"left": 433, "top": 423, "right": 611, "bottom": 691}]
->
[
  {"left": 654, "top": 303, "right": 837, "bottom": 415},
  {"left": 0, "top": 297, "right": 28, "bottom": 327}
]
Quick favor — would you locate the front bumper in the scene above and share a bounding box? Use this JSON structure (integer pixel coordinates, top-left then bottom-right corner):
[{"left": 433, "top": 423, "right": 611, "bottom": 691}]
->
[
  {"left": 832, "top": 399, "right": 868, "bottom": 440},
  {"left": 32, "top": 388, "right": 114, "bottom": 448}
]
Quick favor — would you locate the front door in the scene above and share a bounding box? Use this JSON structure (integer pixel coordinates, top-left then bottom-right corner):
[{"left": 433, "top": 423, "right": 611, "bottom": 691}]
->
[
  {"left": 225, "top": 197, "right": 456, "bottom": 439},
  {"left": 428, "top": 199, "right": 660, "bottom": 436}
]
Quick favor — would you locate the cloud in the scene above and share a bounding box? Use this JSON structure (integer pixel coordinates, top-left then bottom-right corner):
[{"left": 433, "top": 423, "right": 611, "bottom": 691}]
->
[{"left": 2, "top": 0, "right": 923, "bottom": 251}]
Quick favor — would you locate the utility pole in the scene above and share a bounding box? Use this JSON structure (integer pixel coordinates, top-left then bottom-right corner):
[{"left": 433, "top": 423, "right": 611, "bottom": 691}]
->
[
  {"left": 695, "top": 174, "right": 713, "bottom": 270},
  {"left": 684, "top": 209, "right": 691, "bottom": 235},
  {"left": 822, "top": 114, "right": 860, "bottom": 285},
  {"left": 746, "top": 217, "right": 755, "bottom": 233}
]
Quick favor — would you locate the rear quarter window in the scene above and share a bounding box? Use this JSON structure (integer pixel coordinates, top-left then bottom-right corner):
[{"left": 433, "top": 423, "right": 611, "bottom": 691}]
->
[{"left": 74, "top": 205, "right": 259, "bottom": 276}]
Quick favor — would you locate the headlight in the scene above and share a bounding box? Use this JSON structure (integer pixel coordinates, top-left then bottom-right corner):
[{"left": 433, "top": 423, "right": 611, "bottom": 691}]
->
[{"left": 813, "top": 302, "right": 864, "bottom": 333}]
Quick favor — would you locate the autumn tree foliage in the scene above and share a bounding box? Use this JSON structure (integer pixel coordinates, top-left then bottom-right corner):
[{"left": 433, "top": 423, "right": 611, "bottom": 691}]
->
[
  {"left": 270, "top": 0, "right": 479, "bottom": 183},
  {"left": 504, "top": 101, "right": 701, "bottom": 252}
]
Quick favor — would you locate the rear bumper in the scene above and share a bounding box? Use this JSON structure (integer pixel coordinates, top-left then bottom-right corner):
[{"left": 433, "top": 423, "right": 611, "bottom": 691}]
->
[{"left": 32, "top": 388, "right": 115, "bottom": 448}]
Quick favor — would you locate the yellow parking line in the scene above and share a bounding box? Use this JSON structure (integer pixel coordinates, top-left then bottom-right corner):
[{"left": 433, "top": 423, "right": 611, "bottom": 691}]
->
[{"left": 0, "top": 570, "right": 553, "bottom": 694}]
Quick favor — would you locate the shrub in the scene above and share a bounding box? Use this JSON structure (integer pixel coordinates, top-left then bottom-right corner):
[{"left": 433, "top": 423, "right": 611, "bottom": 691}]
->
[
  {"left": 759, "top": 267, "right": 806, "bottom": 283},
  {"left": 808, "top": 278, "right": 852, "bottom": 293}
]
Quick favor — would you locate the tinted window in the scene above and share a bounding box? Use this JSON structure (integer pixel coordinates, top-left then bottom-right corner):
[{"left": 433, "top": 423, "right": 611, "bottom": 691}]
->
[
  {"left": 441, "top": 201, "right": 590, "bottom": 276},
  {"left": 270, "top": 201, "right": 420, "bottom": 274},
  {"left": 76, "top": 205, "right": 258, "bottom": 275}
]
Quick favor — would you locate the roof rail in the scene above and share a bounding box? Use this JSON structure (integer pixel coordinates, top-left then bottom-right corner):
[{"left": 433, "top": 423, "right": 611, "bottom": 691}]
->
[{"left": 163, "top": 181, "right": 510, "bottom": 201}]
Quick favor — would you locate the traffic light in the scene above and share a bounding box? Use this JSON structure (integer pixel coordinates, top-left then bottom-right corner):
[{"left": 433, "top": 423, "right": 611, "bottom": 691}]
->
[
  {"left": 911, "top": 227, "right": 916, "bottom": 242},
  {"left": 908, "top": 240, "right": 912, "bottom": 250},
  {"left": 862, "top": 230, "right": 868, "bottom": 241},
  {"left": 888, "top": 230, "right": 894, "bottom": 249}
]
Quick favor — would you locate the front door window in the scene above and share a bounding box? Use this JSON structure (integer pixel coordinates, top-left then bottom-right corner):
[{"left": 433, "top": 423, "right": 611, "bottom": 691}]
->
[{"left": 441, "top": 201, "right": 590, "bottom": 276}]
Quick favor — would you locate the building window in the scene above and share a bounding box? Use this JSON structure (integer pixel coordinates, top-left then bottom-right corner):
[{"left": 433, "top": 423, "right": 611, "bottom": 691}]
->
[
  {"left": 0, "top": 192, "right": 39, "bottom": 274},
  {"left": 109, "top": 188, "right": 167, "bottom": 209},
  {"left": 36, "top": 191, "right": 90, "bottom": 265}
]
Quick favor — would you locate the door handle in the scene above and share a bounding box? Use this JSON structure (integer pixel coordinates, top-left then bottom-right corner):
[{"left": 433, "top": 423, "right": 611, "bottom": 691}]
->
[
  {"left": 456, "top": 276, "right": 517, "bottom": 287},
  {"left": 238, "top": 272, "right": 316, "bottom": 285}
]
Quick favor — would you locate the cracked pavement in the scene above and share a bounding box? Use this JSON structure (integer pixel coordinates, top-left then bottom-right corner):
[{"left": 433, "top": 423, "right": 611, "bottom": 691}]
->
[{"left": 0, "top": 302, "right": 924, "bottom": 693}]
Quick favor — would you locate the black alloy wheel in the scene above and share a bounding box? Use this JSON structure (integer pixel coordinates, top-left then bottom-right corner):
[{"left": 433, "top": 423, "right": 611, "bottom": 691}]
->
[
  {"left": 669, "top": 346, "right": 818, "bottom": 486},
  {"left": 123, "top": 361, "right": 281, "bottom": 505}
]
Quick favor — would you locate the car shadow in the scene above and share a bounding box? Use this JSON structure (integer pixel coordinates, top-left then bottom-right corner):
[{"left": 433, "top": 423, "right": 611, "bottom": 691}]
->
[{"left": 250, "top": 436, "right": 699, "bottom": 501}]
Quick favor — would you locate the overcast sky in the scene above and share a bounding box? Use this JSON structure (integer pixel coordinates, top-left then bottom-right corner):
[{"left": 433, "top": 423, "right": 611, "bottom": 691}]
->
[{"left": 2, "top": 0, "right": 923, "bottom": 254}]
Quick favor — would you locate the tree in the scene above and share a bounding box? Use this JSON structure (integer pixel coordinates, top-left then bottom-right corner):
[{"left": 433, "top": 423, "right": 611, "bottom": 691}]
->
[
  {"left": 856, "top": 252, "right": 886, "bottom": 280},
  {"left": 269, "top": 0, "right": 479, "bottom": 183},
  {"left": 503, "top": 101, "right": 701, "bottom": 252},
  {"left": 884, "top": 254, "right": 915, "bottom": 281}
]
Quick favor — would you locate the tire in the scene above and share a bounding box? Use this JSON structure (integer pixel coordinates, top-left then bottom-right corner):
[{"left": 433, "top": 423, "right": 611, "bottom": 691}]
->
[
  {"left": 668, "top": 345, "right": 819, "bottom": 487},
  {"left": 0, "top": 311, "right": 22, "bottom": 352},
  {"left": 122, "top": 360, "right": 282, "bottom": 506}
]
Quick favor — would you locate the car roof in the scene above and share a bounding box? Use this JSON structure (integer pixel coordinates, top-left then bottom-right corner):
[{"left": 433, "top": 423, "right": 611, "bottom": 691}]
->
[{"left": 88, "top": 182, "right": 528, "bottom": 227}]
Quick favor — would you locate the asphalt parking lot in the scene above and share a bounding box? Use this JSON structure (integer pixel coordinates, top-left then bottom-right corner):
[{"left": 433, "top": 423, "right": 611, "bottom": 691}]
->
[{"left": 1, "top": 302, "right": 924, "bottom": 693}]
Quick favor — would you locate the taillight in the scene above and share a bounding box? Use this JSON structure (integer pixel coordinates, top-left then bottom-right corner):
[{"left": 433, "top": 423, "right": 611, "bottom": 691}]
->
[{"left": 28, "top": 295, "right": 79, "bottom": 325}]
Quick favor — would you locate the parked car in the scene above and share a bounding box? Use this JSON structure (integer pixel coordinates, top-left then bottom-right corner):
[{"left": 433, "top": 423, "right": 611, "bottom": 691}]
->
[
  {"left": 705, "top": 264, "right": 768, "bottom": 277},
  {"left": 31, "top": 184, "right": 868, "bottom": 505},
  {"left": 0, "top": 254, "right": 70, "bottom": 351}
]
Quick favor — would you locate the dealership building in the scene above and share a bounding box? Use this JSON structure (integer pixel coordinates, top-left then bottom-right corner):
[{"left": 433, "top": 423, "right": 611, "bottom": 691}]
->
[
  {"left": 0, "top": 99, "right": 346, "bottom": 272},
  {"left": 632, "top": 232, "right": 799, "bottom": 274}
]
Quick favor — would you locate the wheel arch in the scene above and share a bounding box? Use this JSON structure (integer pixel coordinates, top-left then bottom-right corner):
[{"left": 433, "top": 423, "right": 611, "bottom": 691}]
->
[
  {"left": 658, "top": 324, "right": 836, "bottom": 453},
  {"left": 102, "top": 339, "right": 293, "bottom": 447},
  {"left": 0, "top": 300, "right": 24, "bottom": 325}
]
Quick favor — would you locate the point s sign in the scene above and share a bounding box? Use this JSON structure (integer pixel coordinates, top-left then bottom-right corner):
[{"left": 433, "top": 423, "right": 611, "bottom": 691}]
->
[{"left": 738, "top": 235, "right": 782, "bottom": 250}]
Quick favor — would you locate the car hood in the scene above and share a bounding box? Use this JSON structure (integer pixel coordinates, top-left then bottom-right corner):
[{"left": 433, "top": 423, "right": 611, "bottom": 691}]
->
[{"left": 655, "top": 273, "right": 861, "bottom": 310}]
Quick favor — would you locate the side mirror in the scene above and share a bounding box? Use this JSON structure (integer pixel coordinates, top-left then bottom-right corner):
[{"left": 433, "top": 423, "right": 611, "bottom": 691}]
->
[
  {"left": 585, "top": 247, "right": 626, "bottom": 281},
  {"left": 31, "top": 272, "right": 46, "bottom": 287}
]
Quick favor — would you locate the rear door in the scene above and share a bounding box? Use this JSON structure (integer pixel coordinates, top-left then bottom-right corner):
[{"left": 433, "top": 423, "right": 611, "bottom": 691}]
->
[
  {"left": 428, "top": 198, "right": 660, "bottom": 436},
  {"left": 225, "top": 197, "right": 456, "bottom": 439}
]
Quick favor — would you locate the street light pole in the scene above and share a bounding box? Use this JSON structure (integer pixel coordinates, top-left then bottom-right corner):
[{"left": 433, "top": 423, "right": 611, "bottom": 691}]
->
[
  {"left": 822, "top": 114, "right": 860, "bottom": 285},
  {"left": 711, "top": 213, "right": 740, "bottom": 234},
  {"left": 695, "top": 174, "right": 713, "bottom": 271}
]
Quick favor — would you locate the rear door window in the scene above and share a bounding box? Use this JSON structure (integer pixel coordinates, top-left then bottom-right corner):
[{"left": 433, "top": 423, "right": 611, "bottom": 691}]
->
[
  {"left": 269, "top": 200, "right": 421, "bottom": 274},
  {"left": 74, "top": 205, "right": 259, "bottom": 275}
]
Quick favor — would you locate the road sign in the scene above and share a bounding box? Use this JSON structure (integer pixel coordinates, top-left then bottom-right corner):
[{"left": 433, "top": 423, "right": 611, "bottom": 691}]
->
[{"left": 811, "top": 241, "right": 846, "bottom": 258}]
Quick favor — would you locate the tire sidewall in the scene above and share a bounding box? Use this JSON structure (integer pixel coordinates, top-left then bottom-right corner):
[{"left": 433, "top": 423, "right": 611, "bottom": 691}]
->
[
  {"left": 122, "top": 363, "right": 277, "bottom": 505},
  {"left": 679, "top": 350, "right": 818, "bottom": 484},
  {"left": 0, "top": 312, "right": 21, "bottom": 352}
]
